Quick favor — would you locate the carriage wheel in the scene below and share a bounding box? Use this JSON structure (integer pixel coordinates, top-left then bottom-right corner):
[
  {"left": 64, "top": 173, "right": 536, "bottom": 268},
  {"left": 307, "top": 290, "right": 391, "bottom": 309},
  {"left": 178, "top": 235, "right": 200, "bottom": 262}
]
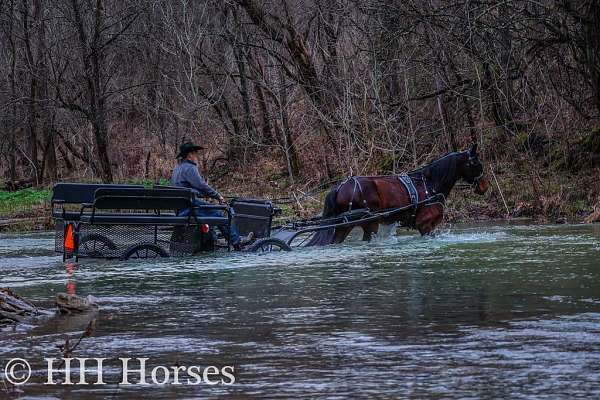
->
[
  {"left": 247, "top": 238, "right": 292, "bottom": 253},
  {"left": 121, "top": 243, "right": 169, "bottom": 260},
  {"left": 79, "top": 234, "right": 117, "bottom": 257}
]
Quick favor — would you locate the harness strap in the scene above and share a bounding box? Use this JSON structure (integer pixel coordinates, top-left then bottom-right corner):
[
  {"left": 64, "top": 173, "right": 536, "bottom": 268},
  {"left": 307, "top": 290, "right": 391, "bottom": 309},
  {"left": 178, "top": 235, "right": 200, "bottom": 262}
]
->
[
  {"left": 422, "top": 175, "right": 430, "bottom": 197},
  {"left": 398, "top": 174, "right": 419, "bottom": 208},
  {"left": 344, "top": 176, "right": 367, "bottom": 211}
]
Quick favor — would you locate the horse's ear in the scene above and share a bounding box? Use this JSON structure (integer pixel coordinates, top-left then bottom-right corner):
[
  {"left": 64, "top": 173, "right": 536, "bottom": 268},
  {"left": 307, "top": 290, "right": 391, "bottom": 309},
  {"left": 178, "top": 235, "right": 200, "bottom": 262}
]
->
[{"left": 469, "top": 143, "right": 478, "bottom": 157}]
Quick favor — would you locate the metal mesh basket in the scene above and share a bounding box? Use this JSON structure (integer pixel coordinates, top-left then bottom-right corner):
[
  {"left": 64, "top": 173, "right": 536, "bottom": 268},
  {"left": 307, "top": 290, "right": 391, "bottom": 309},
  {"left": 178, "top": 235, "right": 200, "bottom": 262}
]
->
[
  {"left": 76, "top": 223, "right": 203, "bottom": 258},
  {"left": 55, "top": 219, "right": 64, "bottom": 253}
]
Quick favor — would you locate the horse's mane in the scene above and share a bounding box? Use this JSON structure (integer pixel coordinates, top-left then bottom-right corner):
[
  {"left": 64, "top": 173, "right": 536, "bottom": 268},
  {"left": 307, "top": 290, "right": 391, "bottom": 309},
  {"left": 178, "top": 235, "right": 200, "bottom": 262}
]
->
[
  {"left": 408, "top": 151, "right": 465, "bottom": 187},
  {"left": 338, "top": 151, "right": 466, "bottom": 184}
]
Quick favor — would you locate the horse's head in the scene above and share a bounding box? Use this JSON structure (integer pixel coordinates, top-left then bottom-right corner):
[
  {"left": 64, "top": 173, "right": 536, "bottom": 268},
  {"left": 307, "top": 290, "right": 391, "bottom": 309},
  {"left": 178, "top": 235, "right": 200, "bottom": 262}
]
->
[{"left": 461, "top": 144, "right": 489, "bottom": 195}]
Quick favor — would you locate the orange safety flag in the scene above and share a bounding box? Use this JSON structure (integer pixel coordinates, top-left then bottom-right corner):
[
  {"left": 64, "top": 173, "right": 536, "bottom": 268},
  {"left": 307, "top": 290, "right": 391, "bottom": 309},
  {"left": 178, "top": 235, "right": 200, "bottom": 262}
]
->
[{"left": 64, "top": 223, "right": 75, "bottom": 252}]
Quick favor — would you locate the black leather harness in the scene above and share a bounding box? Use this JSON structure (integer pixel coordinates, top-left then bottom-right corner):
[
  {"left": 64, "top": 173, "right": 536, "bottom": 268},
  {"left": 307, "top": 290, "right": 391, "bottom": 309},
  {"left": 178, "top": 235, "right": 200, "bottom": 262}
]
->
[{"left": 398, "top": 174, "right": 419, "bottom": 209}]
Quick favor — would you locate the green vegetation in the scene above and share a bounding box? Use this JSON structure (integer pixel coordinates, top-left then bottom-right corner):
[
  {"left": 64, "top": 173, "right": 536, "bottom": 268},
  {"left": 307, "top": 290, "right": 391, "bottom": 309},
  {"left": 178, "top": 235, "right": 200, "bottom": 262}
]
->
[
  {"left": 0, "top": 188, "right": 51, "bottom": 217},
  {"left": 124, "top": 178, "right": 171, "bottom": 187},
  {"left": 0, "top": 179, "right": 171, "bottom": 221}
]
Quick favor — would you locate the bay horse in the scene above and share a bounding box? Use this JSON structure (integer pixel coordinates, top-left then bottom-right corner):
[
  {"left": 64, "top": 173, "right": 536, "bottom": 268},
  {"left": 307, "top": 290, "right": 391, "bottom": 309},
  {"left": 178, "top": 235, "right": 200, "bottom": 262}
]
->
[{"left": 307, "top": 144, "right": 490, "bottom": 245}]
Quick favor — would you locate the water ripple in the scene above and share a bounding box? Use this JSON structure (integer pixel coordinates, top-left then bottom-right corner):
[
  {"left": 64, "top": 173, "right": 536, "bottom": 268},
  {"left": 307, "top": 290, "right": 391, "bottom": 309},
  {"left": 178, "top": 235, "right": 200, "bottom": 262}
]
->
[{"left": 1, "top": 223, "right": 600, "bottom": 398}]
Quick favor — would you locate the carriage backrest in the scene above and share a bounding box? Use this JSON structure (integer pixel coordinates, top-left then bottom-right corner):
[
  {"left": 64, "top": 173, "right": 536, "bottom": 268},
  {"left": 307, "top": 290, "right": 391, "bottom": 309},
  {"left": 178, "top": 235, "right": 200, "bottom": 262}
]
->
[
  {"left": 152, "top": 185, "right": 183, "bottom": 190},
  {"left": 92, "top": 188, "right": 194, "bottom": 211},
  {"left": 52, "top": 183, "right": 144, "bottom": 206}
]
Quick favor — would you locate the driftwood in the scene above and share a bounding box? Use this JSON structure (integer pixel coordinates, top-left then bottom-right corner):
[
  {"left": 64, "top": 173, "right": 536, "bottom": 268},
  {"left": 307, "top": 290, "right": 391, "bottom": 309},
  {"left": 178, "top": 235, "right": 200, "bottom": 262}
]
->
[
  {"left": 0, "top": 288, "right": 39, "bottom": 325},
  {"left": 585, "top": 211, "right": 600, "bottom": 223},
  {"left": 55, "top": 293, "right": 99, "bottom": 314},
  {"left": 1, "top": 289, "right": 101, "bottom": 332},
  {"left": 584, "top": 201, "right": 600, "bottom": 223}
]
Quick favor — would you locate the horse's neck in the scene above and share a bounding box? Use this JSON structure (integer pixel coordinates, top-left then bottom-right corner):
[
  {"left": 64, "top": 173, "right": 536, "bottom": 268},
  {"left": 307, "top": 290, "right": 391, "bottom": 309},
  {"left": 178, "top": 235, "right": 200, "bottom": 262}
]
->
[
  {"left": 434, "top": 176, "right": 458, "bottom": 197},
  {"left": 428, "top": 159, "right": 462, "bottom": 197}
]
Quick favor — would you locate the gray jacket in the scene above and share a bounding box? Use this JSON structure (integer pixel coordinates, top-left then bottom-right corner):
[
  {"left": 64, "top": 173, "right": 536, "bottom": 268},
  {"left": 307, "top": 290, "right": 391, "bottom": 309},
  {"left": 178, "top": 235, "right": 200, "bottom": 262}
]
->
[{"left": 170, "top": 159, "right": 220, "bottom": 199}]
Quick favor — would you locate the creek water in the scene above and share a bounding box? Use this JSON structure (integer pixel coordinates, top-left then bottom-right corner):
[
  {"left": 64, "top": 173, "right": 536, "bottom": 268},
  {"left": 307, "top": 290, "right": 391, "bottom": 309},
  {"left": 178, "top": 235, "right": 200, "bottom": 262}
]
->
[{"left": 1, "top": 223, "right": 600, "bottom": 399}]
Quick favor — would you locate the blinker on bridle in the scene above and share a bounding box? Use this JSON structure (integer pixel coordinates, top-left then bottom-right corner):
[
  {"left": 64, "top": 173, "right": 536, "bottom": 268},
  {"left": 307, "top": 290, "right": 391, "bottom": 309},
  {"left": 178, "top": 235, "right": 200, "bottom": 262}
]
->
[{"left": 465, "top": 150, "right": 484, "bottom": 187}]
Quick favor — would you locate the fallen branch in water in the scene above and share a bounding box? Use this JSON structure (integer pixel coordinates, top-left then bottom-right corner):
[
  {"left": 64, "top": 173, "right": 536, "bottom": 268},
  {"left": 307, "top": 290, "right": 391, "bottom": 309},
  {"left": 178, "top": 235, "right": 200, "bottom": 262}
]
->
[
  {"left": 52, "top": 294, "right": 99, "bottom": 371},
  {"left": 53, "top": 319, "right": 97, "bottom": 375},
  {"left": 58, "top": 319, "right": 97, "bottom": 358},
  {"left": 0, "top": 288, "right": 40, "bottom": 325}
]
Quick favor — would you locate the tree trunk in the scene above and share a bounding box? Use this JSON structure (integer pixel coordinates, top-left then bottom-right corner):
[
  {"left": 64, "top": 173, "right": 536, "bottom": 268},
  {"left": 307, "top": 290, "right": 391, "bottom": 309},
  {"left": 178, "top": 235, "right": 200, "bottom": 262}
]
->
[
  {"left": 583, "top": 1, "right": 600, "bottom": 114},
  {"left": 7, "top": 0, "right": 17, "bottom": 182},
  {"left": 22, "top": 1, "right": 39, "bottom": 183},
  {"left": 42, "top": 124, "right": 58, "bottom": 182},
  {"left": 255, "top": 82, "right": 274, "bottom": 143},
  {"left": 278, "top": 69, "right": 300, "bottom": 181},
  {"left": 231, "top": 7, "right": 256, "bottom": 144},
  {"left": 71, "top": 0, "right": 113, "bottom": 182}
]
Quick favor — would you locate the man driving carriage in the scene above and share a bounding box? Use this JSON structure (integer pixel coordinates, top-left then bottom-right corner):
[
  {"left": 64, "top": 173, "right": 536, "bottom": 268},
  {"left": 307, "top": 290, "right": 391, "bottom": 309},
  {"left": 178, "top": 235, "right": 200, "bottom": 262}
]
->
[{"left": 171, "top": 142, "right": 253, "bottom": 250}]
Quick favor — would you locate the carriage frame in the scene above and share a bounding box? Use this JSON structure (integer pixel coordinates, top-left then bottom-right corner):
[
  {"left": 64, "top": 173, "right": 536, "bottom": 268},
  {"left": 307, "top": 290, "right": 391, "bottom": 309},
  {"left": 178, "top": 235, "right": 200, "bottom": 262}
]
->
[
  {"left": 52, "top": 182, "right": 446, "bottom": 261},
  {"left": 52, "top": 183, "right": 291, "bottom": 260}
]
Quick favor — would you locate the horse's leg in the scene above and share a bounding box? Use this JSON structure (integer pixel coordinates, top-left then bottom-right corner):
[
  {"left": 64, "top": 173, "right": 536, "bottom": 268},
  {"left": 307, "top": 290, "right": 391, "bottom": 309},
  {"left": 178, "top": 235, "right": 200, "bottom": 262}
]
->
[
  {"left": 415, "top": 205, "right": 444, "bottom": 236},
  {"left": 332, "top": 227, "right": 352, "bottom": 244},
  {"left": 362, "top": 222, "right": 379, "bottom": 241}
]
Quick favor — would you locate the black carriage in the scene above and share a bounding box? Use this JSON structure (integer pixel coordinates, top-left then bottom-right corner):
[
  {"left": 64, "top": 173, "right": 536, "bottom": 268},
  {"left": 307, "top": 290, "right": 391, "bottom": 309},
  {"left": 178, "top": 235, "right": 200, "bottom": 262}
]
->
[{"left": 52, "top": 183, "right": 291, "bottom": 261}]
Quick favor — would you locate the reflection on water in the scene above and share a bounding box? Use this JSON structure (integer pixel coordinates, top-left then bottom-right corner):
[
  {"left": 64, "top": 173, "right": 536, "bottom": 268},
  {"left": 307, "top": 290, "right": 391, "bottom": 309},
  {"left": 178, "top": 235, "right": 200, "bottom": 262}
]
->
[{"left": 1, "top": 223, "right": 600, "bottom": 398}]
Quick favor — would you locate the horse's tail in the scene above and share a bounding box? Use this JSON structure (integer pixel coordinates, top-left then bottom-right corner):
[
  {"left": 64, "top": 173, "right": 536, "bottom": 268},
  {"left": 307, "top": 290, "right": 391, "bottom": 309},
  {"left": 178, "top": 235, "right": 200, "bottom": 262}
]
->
[{"left": 306, "top": 187, "right": 339, "bottom": 246}]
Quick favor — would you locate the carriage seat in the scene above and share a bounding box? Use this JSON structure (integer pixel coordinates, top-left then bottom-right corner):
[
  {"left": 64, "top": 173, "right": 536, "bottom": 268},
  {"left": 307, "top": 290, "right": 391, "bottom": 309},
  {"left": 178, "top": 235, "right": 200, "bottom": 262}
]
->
[{"left": 52, "top": 183, "right": 144, "bottom": 221}]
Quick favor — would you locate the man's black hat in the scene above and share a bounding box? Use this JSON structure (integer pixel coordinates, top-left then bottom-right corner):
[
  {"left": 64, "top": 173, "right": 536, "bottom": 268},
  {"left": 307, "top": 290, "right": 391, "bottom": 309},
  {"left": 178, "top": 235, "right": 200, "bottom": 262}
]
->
[{"left": 176, "top": 142, "right": 204, "bottom": 159}]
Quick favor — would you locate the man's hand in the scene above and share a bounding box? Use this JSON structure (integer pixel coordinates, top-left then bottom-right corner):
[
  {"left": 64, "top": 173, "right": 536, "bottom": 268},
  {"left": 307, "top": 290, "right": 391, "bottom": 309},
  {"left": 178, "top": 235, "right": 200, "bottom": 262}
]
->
[{"left": 217, "top": 195, "right": 226, "bottom": 204}]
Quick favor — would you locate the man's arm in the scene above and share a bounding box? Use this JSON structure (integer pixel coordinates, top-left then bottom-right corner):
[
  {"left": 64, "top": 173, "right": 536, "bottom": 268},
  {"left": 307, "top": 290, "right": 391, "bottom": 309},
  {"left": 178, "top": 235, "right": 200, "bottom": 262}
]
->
[{"left": 184, "top": 165, "right": 221, "bottom": 200}]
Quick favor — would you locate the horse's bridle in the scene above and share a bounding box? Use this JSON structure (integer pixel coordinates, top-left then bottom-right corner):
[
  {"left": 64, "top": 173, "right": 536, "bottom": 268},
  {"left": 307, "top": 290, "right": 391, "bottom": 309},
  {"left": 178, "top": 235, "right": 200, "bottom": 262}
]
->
[{"left": 465, "top": 151, "right": 484, "bottom": 188}]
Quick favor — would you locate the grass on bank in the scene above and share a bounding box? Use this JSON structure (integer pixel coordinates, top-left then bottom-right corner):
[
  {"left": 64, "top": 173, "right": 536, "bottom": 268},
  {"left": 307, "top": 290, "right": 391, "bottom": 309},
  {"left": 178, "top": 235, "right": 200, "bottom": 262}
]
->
[
  {"left": 0, "top": 188, "right": 51, "bottom": 218},
  {"left": 0, "top": 179, "right": 170, "bottom": 220}
]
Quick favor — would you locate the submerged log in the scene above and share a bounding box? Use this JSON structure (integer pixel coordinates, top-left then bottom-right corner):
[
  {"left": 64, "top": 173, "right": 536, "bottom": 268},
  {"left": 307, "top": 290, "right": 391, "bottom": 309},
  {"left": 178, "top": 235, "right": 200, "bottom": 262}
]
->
[
  {"left": 0, "top": 288, "right": 40, "bottom": 325},
  {"left": 0, "top": 310, "right": 25, "bottom": 323}
]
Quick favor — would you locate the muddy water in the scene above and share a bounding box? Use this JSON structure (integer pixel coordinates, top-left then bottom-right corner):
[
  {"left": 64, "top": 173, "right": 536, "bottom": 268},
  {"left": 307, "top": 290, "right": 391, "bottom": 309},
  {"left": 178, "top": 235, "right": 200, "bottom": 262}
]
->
[{"left": 1, "top": 223, "right": 600, "bottom": 398}]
